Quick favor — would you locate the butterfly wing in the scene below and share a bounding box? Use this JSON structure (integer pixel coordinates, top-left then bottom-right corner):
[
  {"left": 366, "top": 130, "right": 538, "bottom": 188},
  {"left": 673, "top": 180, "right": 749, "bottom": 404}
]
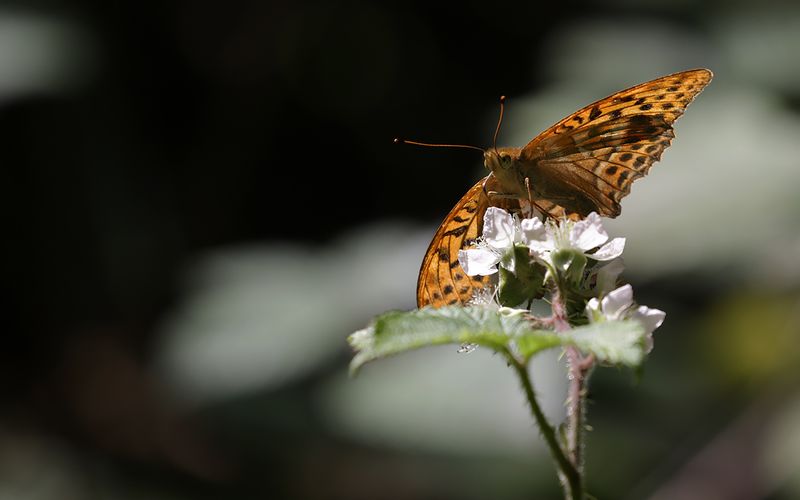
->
[
  {"left": 417, "top": 69, "right": 711, "bottom": 307},
  {"left": 417, "top": 178, "right": 491, "bottom": 308},
  {"left": 416, "top": 176, "right": 520, "bottom": 308},
  {"left": 521, "top": 68, "right": 713, "bottom": 218}
]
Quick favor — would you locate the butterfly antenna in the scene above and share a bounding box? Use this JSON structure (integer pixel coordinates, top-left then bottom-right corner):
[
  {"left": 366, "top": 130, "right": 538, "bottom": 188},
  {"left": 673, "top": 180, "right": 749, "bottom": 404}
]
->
[
  {"left": 393, "top": 138, "right": 484, "bottom": 153},
  {"left": 492, "top": 95, "right": 506, "bottom": 154}
]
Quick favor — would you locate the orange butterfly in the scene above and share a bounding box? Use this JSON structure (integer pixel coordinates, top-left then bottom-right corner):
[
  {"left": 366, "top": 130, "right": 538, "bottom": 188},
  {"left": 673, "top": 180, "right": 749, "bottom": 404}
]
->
[{"left": 414, "top": 68, "right": 713, "bottom": 308}]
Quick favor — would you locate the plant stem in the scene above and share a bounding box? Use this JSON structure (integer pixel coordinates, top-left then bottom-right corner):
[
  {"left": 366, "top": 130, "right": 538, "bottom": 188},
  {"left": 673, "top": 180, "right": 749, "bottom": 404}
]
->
[
  {"left": 565, "top": 347, "right": 586, "bottom": 470},
  {"left": 504, "top": 350, "right": 581, "bottom": 499},
  {"left": 551, "top": 286, "right": 593, "bottom": 498}
]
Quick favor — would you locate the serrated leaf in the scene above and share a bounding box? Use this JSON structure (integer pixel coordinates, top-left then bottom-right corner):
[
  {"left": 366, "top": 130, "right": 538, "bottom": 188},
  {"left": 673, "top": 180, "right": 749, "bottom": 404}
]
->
[
  {"left": 348, "top": 311, "right": 647, "bottom": 375},
  {"left": 348, "top": 306, "right": 554, "bottom": 375}
]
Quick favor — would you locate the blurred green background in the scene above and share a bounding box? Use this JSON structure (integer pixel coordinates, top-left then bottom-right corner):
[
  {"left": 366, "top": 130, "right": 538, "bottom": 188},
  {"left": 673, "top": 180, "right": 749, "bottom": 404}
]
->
[{"left": 3, "top": 1, "right": 800, "bottom": 499}]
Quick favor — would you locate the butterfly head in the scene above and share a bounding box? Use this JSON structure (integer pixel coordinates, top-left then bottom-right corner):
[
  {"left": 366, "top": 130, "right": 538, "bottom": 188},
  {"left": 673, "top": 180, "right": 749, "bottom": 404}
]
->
[
  {"left": 484, "top": 147, "right": 523, "bottom": 189},
  {"left": 483, "top": 149, "right": 511, "bottom": 172}
]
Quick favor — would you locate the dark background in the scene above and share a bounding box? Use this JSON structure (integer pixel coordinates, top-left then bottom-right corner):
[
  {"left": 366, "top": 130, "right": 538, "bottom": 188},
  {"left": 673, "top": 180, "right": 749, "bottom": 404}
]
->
[{"left": 3, "top": 1, "right": 800, "bottom": 499}]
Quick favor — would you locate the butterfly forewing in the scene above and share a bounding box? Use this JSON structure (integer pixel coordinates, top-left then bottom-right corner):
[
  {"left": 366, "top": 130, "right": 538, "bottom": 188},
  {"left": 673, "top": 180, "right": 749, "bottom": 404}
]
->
[
  {"left": 521, "top": 69, "right": 712, "bottom": 217},
  {"left": 523, "top": 69, "right": 712, "bottom": 149}
]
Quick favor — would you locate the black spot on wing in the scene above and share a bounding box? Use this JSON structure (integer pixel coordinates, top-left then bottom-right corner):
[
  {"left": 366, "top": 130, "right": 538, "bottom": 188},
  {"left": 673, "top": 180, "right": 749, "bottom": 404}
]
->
[{"left": 443, "top": 225, "right": 468, "bottom": 237}]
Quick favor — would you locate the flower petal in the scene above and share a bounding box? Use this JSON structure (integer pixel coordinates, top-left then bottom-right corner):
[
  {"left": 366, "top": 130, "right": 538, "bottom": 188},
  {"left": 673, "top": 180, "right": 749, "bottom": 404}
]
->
[
  {"left": 632, "top": 305, "right": 666, "bottom": 335},
  {"left": 632, "top": 305, "right": 665, "bottom": 352},
  {"left": 523, "top": 218, "right": 556, "bottom": 260},
  {"left": 569, "top": 212, "right": 608, "bottom": 251},
  {"left": 595, "top": 258, "right": 625, "bottom": 296},
  {"left": 519, "top": 217, "right": 547, "bottom": 245},
  {"left": 592, "top": 237, "right": 626, "bottom": 261},
  {"left": 585, "top": 297, "right": 602, "bottom": 322},
  {"left": 601, "top": 284, "right": 634, "bottom": 320},
  {"left": 482, "top": 207, "right": 515, "bottom": 249},
  {"left": 458, "top": 248, "right": 500, "bottom": 276}
]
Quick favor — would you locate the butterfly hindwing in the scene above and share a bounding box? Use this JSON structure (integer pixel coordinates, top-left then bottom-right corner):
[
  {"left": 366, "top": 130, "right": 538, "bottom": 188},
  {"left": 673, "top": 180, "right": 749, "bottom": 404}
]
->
[
  {"left": 416, "top": 178, "right": 492, "bottom": 308},
  {"left": 417, "top": 176, "right": 523, "bottom": 307}
]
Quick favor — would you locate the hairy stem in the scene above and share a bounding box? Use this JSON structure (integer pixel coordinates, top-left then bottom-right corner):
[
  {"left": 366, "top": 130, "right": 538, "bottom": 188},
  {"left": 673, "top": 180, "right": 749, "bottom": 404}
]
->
[
  {"left": 551, "top": 287, "right": 593, "bottom": 499},
  {"left": 504, "top": 349, "right": 581, "bottom": 499},
  {"left": 564, "top": 347, "right": 586, "bottom": 470}
]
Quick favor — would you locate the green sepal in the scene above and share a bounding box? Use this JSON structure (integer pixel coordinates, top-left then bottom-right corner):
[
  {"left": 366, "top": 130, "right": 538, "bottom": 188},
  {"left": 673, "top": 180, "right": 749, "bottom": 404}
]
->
[
  {"left": 497, "top": 244, "right": 545, "bottom": 307},
  {"left": 551, "top": 249, "right": 587, "bottom": 286}
]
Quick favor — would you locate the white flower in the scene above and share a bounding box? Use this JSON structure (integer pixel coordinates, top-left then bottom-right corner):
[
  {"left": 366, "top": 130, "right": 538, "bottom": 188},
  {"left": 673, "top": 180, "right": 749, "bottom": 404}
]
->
[
  {"left": 585, "top": 284, "right": 666, "bottom": 352},
  {"left": 525, "top": 212, "right": 625, "bottom": 268},
  {"left": 458, "top": 207, "right": 520, "bottom": 276},
  {"left": 458, "top": 209, "right": 625, "bottom": 282}
]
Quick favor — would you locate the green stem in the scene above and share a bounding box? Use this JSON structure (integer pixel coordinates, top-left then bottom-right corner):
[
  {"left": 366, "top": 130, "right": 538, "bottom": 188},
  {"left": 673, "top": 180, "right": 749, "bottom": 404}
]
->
[{"left": 504, "top": 350, "right": 581, "bottom": 499}]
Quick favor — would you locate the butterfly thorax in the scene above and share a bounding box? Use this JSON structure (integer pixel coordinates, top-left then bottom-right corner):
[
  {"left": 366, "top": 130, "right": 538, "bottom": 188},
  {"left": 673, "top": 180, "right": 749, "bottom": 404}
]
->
[
  {"left": 485, "top": 146, "right": 597, "bottom": 218},
  {"left": 483, "top": 147, "right": 530, "bottom": 198}
]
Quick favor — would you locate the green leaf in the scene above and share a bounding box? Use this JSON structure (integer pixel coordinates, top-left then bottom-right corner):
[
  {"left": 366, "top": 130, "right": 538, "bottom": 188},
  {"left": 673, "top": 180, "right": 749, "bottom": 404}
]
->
[
  {"left": 348, "top": 306, "right": 555, "bottom": 375},
  {"left": 348, "top": 311, "right": 648, "bottom": 375},
  {"left": 561, "top": 320, "right": 648, "bottom": 366},
  {"left": 498, "top": 245, "right": 545, "bottom": 307},
  {"left": 514, "top": 330, "right": 563, "bottom": 361}
]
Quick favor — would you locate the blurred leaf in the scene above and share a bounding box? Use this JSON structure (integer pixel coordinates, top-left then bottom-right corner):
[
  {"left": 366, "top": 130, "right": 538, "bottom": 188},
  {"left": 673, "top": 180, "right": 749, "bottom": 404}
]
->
[{"left": 702, "top": 292, "right": 800, "bottom": 386}]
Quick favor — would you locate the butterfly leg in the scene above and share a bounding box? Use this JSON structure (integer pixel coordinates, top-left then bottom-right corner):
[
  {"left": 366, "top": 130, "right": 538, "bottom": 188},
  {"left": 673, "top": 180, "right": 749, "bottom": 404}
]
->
[
  {"left": 519, "top": 199, "right": 534, "bottom": 219},
  {"left": 524, "top": 177, "right": 534, "bottom": 205},
  {"left": 523, "top": 177, "right": 535, "bottom": 218}
]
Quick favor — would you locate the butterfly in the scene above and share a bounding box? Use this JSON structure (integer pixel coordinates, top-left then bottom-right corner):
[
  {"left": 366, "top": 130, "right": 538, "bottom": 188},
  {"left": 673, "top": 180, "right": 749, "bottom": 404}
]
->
[{"left": 414, "top": 68, "right": 713, "bottom": 308}]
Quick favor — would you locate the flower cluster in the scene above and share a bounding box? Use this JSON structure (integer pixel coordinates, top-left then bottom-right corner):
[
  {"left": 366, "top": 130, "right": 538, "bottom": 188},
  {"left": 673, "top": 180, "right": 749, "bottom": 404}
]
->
[
  {"left": 458, "top": 207, "right": 665, "bottom": 347},
  {"left": 458, "top": 208, "right": 624, "bottom": 278}
]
